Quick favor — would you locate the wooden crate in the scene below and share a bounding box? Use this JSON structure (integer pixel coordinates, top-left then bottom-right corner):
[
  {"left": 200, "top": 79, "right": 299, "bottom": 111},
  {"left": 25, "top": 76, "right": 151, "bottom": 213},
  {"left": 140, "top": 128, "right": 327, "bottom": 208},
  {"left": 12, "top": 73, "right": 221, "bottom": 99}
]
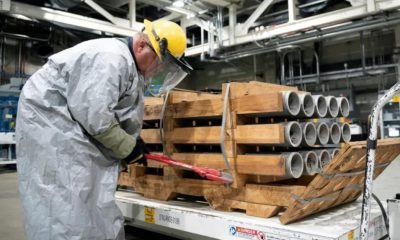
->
[
  {"left": 139, "top": 82, "right": 349, "bottom": 186},
  {"left": 117, "top": 82, "right": 397, "bottom": 224}
]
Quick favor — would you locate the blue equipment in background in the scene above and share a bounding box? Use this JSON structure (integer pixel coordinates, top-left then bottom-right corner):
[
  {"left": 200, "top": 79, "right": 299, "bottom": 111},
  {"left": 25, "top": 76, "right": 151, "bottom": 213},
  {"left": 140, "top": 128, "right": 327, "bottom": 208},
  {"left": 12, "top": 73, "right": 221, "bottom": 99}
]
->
[{"left": 0, "top": 96, "right": 19, "bottom": 132}]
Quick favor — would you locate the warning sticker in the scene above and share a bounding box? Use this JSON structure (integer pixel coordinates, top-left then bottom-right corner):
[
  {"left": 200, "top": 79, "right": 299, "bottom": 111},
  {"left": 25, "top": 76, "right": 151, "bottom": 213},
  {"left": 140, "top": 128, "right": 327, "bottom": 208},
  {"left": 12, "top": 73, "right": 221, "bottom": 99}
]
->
[
  {"left": 144, "top": 207, "right": 155, "bottom": 224},
  {"left": 229, "top": 225, "right": 266, "bottom": 240}
]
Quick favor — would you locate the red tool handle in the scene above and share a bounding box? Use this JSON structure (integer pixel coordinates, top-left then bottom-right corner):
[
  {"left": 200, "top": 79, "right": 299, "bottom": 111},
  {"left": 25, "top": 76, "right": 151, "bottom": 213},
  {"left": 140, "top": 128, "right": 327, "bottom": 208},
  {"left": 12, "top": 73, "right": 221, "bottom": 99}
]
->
[{"left": 144, "top": 153, "right": 233, "bottom": 184}]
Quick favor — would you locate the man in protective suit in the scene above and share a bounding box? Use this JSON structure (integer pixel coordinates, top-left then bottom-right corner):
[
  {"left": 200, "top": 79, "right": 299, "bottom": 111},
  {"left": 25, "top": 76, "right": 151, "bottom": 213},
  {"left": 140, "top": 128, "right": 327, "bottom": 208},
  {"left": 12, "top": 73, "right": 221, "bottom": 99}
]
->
[{"left": 16, "top": 19, "right": 192, "bottom": 240}]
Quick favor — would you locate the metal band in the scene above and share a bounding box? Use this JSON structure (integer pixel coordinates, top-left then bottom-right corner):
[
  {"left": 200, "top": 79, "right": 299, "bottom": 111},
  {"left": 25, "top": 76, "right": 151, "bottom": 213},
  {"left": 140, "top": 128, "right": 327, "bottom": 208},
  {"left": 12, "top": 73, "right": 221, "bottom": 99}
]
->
[
  {"left": 367, "top": 139, "right": 377, "bottom": 149},
  {"left": 160, "top": 90, "right": 170, "bottom": 156},
  {"left": 220, "top": 83, "right": 233, "bottom": 175}
]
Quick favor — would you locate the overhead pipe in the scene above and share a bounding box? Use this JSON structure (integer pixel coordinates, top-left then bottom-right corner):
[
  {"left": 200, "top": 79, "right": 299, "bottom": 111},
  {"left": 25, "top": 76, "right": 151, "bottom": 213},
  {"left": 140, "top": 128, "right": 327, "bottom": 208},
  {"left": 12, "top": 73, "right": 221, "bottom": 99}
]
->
[
  {"left": 337, "top": 97, "right": 350, "bottom": 117},
  {"left": 234, "top": 16, "right": 400, "bottom": 58},
  {"left": 208, "top": 21, "right": 215, "bottom": 57},
  {"left": 314, "top": 50, "right": 321, "bottom": 85},
  {"left": 283, "top": 152, "right": 304, "bottom": 178},
  {"left": 50, "top": 0, "right": 81, "bottom": 8},
  {"left": 298, "top": 50, "right": 303, "bottom": 86},
  {"left": 0, "top": 37, "right": 4, "bottom": 82},
  {"left": 285, "top": 63, "right": 397, "bottom": 85},
  {"left": 326, "top": 96, "right": 339, "bottom": 118},
  {"left": 300, "top": 151, "right": 319, "bottom": 176},
  {"left": 280, "top": 51, "right": 289, "bottom": 85},
  {"left": 312, "top": 95, "right": 328, "bottom": 118},
  {"left": 300, "top": 122, "right": 317, "bottom": 146},
  {"left": 217, "top": 15, "right": 400, "bottom": 61},
  {"left": 298, "top": 93, "right": 315, "bottom": 118},
  {"left": 340, "top": 122, "right": 352, "bottom": 143},
  {"left": 360, "top": 31, "right": 367, "bottom": 76},
  {"left": 329, "top": 122, "right": 341, "bottom": 144},
  {"left": 217, "top": 7, "right": 223, "bottom": 45},
  {"left": 0, "top": 32, "right": 49, "bottom": 42},
  {"left": 315, "top": 122, "right": 329, "bottom": 145},
  {"left": 315, "top": 149, "right": 331, "bottom": 170}
]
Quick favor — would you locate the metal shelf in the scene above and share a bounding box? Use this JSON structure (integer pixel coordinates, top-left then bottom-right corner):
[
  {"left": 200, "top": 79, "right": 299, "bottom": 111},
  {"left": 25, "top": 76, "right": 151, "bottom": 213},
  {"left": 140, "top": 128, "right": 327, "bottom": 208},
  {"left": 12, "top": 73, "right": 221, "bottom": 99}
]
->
[
  {"left": 0, "top": 160, "right": 16, "bottom": 165},
  {"left": 116, "top": 191, "right": 387, "bottom": 240},
  {"left": 0, "top": 133, "right": 16, "bottom": 144},
  {"left": 383, "top": 119, "right": 400, "bottom": 122}
]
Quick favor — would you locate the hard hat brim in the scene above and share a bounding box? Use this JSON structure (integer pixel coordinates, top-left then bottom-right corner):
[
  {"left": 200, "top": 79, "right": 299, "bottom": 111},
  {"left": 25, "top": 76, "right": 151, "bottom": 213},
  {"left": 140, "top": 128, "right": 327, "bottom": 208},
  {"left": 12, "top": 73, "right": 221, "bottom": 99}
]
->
[{"left": 144, "top": 19, "right": 162, "bottom": 59}]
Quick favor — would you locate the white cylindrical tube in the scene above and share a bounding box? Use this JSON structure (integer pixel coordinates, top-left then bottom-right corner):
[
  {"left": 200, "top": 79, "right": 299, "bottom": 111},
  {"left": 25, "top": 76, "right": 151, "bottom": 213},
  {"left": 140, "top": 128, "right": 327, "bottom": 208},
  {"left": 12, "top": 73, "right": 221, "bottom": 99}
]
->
[
  {"left": 329, "top": 122, "right": 341, "bottom": 144},
  {"left": 312, "top": 95, "right": 328, "bottom": 118},
  {"left": 300, "top": 122, "right": 317, "bottom": 146},
  {"left": 340, "top": 122, "right": 352, "bottom": 143},
  {"left": 329, "top": 148, "right": 341, "bottom": 159},
  {"left": 282, "top": 91, "right": 301, "bottom": 117},
  {"left": 315, "top": 149, "right": 331, "bottom": 170},
  {"left": 299, "top": 93, "right": 315, "bottom": 118},
  {"left": 315, "top": 122, "right": 329, "bottom": 145},
  {"left": 283, "top": 152, "right": 304, "bottom": 178},
  {"left": 300, "top": 151, "right": 319, "bottom": 176},
  {"left": 326, "top": 96, "right": 339, "bottom": 118},
  {"left": 337, "top": 97, "right": 350, "bottom": 117},
  {"left": 284, "top": 122, "right": 303, "bottom": 147}
]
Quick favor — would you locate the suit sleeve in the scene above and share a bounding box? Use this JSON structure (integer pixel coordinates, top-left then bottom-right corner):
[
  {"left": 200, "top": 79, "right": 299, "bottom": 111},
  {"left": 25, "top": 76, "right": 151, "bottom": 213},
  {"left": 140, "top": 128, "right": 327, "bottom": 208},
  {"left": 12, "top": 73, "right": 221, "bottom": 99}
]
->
[{"left": 66, "top": 52, "right": 136, "bottom": 160}]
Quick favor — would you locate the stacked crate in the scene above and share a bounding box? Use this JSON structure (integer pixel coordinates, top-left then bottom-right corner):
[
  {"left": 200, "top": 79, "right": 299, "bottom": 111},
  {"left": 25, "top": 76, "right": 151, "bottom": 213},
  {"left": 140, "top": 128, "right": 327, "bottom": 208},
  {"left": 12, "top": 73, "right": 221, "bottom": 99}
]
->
[{"left": 118, "top": 81, "right": 400, "bottom": 224}]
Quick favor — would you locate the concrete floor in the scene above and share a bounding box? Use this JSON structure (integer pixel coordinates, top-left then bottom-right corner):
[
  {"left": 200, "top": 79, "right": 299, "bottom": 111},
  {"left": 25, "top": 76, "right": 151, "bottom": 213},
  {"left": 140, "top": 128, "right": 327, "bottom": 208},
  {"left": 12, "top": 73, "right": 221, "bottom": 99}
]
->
[{"left": 0, "top": 157, "right": 399, "bottom": 240}]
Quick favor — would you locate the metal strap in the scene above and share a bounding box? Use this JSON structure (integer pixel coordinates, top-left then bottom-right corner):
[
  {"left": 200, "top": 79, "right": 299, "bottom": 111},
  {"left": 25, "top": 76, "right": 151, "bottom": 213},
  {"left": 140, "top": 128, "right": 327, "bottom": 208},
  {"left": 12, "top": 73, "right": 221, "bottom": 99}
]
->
[
  {"left": 367, "top": 139, "right": 377, "bottom": 149},
  {"left": 160, "top": 90, "right": 170, "bottom": 156},
  {"left": 220, "top": 83, "right": 233, "bottom": 173}
]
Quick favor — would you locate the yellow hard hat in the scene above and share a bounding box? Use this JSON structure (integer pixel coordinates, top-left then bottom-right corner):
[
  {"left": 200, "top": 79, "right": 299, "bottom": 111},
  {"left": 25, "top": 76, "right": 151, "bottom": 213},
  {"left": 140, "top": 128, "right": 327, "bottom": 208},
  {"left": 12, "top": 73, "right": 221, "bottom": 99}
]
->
[{"left": 144, "top": 19, "right": 187, "bottom": 59}]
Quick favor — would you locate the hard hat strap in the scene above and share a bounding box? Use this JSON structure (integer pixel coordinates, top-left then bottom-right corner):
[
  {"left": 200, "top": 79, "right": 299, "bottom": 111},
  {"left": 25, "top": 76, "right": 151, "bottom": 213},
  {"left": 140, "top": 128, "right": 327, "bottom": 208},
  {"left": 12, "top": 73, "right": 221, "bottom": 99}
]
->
[{"left": 151, "top": 27, "right": 168, "bottom": 56}]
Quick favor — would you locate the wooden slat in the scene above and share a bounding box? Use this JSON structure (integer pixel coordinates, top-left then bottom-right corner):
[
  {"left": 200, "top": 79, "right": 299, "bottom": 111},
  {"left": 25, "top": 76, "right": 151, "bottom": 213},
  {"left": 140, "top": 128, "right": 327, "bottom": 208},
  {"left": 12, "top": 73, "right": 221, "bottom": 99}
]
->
[
  {"left": 172, "top": 99, "right": 223, "bottom": 118},
  {"left": 246, "top": 175, "right": 291, "bottom": 184},
  {"left": 235, "top": 124, "right": 285, "bottom": 144},
  {"left": 223, "top": 200, "right": 282, "bottom": 218},
  {"left": 232, "top": 92, "right": 284, "bottom": 115},
  {"left": 144, "top": 97, "right": 163, "bottom": 106},
  {"left": 223, "top": 82, "right": 298, "bottom": 99},
  {"left": 236, "top": 155, "right": 286, "bottom": 176},
  {"left": 143, "top": 104, "right": 164, "bottom": 120},
  {"left": 244, "top": 184, "right": 305, "bottom": 206},
  {"left": 171, "top": 153, "right": 227, "bottom": 170},
  {"left": 140, "top": 129, "right": 161, "bottom": 144},
  {"left": 169, "top": 90, "right": 220, "bottom": 104},
  {"left": 168, "top": 124, "right": 285, "bottom": 145},
  {"left": 170, "top": 126, "right": 231, "bottom": 144},
  {"left": 249, "top": 81, "right": 298, "bottom": 91}
]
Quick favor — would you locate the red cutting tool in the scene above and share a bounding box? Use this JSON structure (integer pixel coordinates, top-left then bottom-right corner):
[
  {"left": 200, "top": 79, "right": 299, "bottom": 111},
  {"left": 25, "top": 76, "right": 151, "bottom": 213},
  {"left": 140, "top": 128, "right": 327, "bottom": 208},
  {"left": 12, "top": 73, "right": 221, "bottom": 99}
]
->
[{"left": 144, "top": 153, "right": 233, "bottom": 184}]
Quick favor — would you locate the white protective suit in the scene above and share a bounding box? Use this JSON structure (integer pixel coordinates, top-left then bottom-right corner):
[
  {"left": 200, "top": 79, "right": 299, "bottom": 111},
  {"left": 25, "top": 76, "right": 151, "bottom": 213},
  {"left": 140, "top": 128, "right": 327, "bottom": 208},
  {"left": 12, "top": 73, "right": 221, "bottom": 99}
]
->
[{"left": 16, "top": 38, "right": 144, "bottom": 240}]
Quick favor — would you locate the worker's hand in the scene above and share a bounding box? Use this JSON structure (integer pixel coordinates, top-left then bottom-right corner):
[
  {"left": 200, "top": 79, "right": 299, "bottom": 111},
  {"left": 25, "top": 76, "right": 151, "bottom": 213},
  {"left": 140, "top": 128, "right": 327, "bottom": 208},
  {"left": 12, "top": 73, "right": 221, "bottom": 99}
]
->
[{"left": 122, "top": 137, "right": 149, "bottom": 167}]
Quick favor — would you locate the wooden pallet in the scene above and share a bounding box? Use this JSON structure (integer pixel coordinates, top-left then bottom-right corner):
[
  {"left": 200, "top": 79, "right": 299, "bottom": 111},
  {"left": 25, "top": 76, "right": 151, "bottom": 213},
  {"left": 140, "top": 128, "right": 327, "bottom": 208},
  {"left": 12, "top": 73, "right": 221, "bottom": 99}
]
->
[
  {"left": 118, "top": 138, "right": 400, "bottom": 224},
  {"left": 119, "top": 82, "right": 400, "bottom": 224}
]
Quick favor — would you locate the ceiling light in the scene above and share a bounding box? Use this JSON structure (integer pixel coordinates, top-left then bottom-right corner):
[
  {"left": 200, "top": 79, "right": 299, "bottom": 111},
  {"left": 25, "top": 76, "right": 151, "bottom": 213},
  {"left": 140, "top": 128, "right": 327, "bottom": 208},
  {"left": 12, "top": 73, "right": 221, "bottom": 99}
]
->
[{"left": 172, "top": 0, "right": 185, "bottom": 8}]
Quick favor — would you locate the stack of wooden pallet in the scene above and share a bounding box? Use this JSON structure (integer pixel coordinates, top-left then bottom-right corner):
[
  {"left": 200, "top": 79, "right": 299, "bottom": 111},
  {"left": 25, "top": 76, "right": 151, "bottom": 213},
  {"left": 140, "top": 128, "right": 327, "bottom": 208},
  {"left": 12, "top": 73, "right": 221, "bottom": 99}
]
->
[{"left": 118, "top": 81, "right": 400, "bottom": 224}]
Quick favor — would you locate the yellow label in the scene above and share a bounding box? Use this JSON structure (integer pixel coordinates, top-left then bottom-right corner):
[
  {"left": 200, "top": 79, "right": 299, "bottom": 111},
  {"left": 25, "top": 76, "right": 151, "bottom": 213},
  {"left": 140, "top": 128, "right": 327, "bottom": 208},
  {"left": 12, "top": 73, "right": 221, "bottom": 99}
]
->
[
  {"left": 392, "top": 95, "right": 400, "bottom": 102},
  {"left": 347, "top": 230, "right": 354, "bottom": 240},
  {"left": 144, "top": 207, "right": 155, "bottom": 224}
]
